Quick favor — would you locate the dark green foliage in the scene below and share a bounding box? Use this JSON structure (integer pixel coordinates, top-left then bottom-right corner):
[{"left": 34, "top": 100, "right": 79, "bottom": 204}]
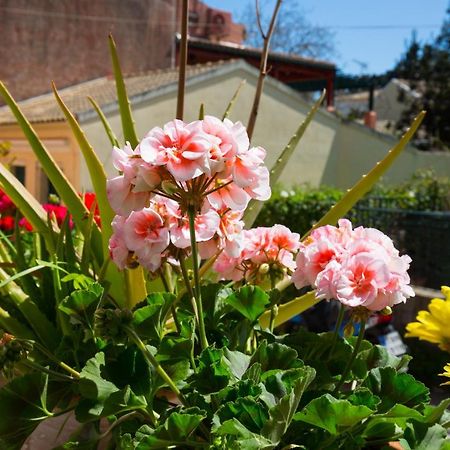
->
[{"left": 394, "top": 11, "right": 450, "bottom": 151}]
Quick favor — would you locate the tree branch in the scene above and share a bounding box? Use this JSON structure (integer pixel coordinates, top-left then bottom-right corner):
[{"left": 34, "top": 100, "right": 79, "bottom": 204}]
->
[
  {"left": 176, "top": 0, "right": 189, "bottom": 120},
  {"left": 247, "top": 0, "right": 283, "bottom": 140}
]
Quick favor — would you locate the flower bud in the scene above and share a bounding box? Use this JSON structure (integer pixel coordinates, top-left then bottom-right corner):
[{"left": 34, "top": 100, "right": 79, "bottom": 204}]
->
[
  {"left": 0, "top": 333, "right": 33, "bottom": 375},
  {"left": 380, "top": 306, "right": 392, "bottom": 316},
  {"left": 94, "top": 308, "right": 133, "bottom": 344},
  {"left": 258, "top": 263, "right": 270, "bottom": 275},
  {"left": 161, "top": 180, "right": 178, "bottom": 196}
]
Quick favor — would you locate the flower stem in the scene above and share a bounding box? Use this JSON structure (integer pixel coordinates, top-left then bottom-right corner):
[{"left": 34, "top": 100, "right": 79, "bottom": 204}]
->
[
  {"left": 125, "top": 326, "right": 186, "bottom": 405},
  {"left": 33, "top": 341, "right": 81, "bottom": 378},
  {"left": 176, "top": 0, "right": 189, "bottom": 120},
  {"left": 187, "top": 207, "right": 208, "bottom": 351},
  {"left": 333, "top": 318, "right": 366, "bottom": 393},
  {"left": 22, "top": 360, "right": 77, "bottom": 382},
  {"left": 329, "top": 303, "right": 345, "bottom": 356},
  {"left": 160, "top": 266, "right": 181, "bottom": 334}
]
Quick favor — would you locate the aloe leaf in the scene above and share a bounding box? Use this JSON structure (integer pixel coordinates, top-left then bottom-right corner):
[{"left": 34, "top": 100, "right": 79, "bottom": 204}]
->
[
  {"left": 0, "top": 306, "right": 36, "bottom": 340},
  {"left": 222, "top": 79, "right": 246, "bottom": 120},
  {"left": 0, "top": 267, "right": 58, "bottom": 349},
  {"left": 0, "top": 164, "right": 55, "bottom": 252},
  {"left": 108, "top": 34, "right": 139, "bottom": 148},
  {"left": 259, "top": 290, "right": 321, "bottom": 329},
  {"left": 198, "top": 103, "right": 205, "bottom": 120},
  {"left": 53, "top": 84, "right": 114, "bottom": 258},
  {"left": 87, "top": 96, "right": 120, "bottom": 147},
  {"left": 244, "top": 90, "right": 326, "bottom": 227},
  {"left": 124, "top": 267, "right": 148, "bottom": 308},
  {"left": 303, "top": 111, "right": 426, "bottom": 238},
  {"left": 0, "top": 82, "right": 105, "bottom": 262}
]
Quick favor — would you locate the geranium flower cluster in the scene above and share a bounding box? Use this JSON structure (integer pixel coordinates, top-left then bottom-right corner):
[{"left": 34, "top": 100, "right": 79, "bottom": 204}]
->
[
  {"left": 213, "top": 225, "right": 300, "bottom": 285},
  {"left": 107, "top": 116, "right": 271, "bottom": 272},
  {"left": 291, "top": 219, "right": 415, "bottom": 311}
]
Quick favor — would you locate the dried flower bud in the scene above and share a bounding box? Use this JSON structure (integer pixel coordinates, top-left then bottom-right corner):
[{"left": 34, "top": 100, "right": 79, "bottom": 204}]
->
[
  {"left": 94, "top": 308, "right": 133, "bottom": 344},
  {"left": 0, "top": 333, "right": 33, "bottom": 375}
]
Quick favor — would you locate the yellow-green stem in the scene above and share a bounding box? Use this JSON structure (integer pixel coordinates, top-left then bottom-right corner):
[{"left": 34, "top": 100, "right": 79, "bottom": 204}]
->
[
  {"left": 187, "top": 207, "right": 208, "bottom": 350},
  {"left": 334, "top": 318, "right": 366, "bottom": 393},
  {"left": 329, "top": 303, "right": 346, "bottom": 356},
  {"left": 126, "top": 327, "right": 186, "bottom": 405},
  {"left": 33, "top": 341, "right": 81, "bottom": 378}
]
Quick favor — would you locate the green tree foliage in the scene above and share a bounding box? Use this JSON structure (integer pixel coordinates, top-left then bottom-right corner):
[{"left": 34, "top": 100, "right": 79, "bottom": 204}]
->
[{"left": 395, "top": 11, "right": 450, "bottom": 150}]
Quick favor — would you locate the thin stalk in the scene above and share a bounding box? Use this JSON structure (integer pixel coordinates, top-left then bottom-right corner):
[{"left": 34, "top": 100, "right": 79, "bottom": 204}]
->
[
  {"left": 247, "top": 0, "right": 283, "bottom": 139},
  {"left": 125, "top": 326, "right": 186, "bottom": 405},
  {"left": 98, "top": 411, "right": 153, "bottom": 440},
  {"left": 268, "top": 273, "right": 277, "bottom": 332},
  {"left": 179, "top": 252, "right": 199, "bottom": 322},
  {"left": 22, "top": 360, "right": 77, "bottom": 382},
  {"left": 176, "top": 0, "right": 189, "bottom": 120},
  {"left": 329, "top": 303, "right": 346, "bottom": 356},
  {"left": 33, "top": 341, "right": 81, "bottom": 378},
  {"left": 160, "top": 266, "right": 181, "bottom": 334},
  {"left": 333, "top": 318, "right": 366, "bottom": 393},
  {"left": 187, "top": 207, "right": 208, "bottom": 350}
]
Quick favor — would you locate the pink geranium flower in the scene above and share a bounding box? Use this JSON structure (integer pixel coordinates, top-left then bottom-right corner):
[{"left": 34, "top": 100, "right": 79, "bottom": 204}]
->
[
  {"left": 109, "top": 215, "right": 129, "bottom": 270},
  {"left": 214, "top": 225, "right": 300, "bottom": 284},
  {"left": 292, "top": 219, "right": 414, "bottom": 311},
  {"left": 170, "top": 209, "right": 220, "bottom": 249},
  {"left": 139, "top": 119, "right": 211, "bottom": 182},
  {"left": 123, "top": 208, "right": 170, "bottom": 272}
]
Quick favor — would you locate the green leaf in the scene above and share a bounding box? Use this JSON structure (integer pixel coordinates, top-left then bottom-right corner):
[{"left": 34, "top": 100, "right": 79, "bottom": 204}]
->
[
  {"left": 214, "top": 379, "right": 262, "bottom": 404},
  {"left": 0, "top": 305, "right": 35, "bottom": 339},
  {"left": 244, "top": 91, "right": 326, "bottom": 227},
  {"left": 0, "top": 164, "right": 54, "bottom": 251},
  {"left": 224, "top": 285, "right": 270, "bottom": 322},
  {"left": 87, "top": 96, "right": 120, "bottom": 147},
  {"left": 294, "top": 394, "right": 373, "bottom": 435},
  {"left": 213, "top": 418, "right": 275, "bottom": 450},
  {"left": 108, "top": 35, "right": 139, "bottom": 148},
  {"left": 192, "top": 347, "right": 231, "bottom": 394},
  {"left": 223, "top": 348, "right": 251, "bottom": 380},
  {"left": 0, "top": 266, "right": 59, "bottom": 349},
  {"left": 58, "top": 283, "right": 103, "bottom": 315},
  {"left": 347, "top": 388, "right": 381, "bottom": 410},
  {"left": 216, "top": 397, "right": 269, "bottom": 434},
  {"left": 78, "top": 352, "right": 118, "bottom": 401},
  {"left": 303, "top": 111, "right": 426, "bottom": 238},
  {"left": 222, "top": 79, "right": 246, "bottom": 120},
  {"left": 52, "top": 84, "right": 114, "bottom": 260},
  {"left": 401, "top": 422, "right": 449, "bottom": 450},
  {"left": 0, "top": 373, "right": 60, "bottom": 449},
  {"left": 0, "top": 82, "right": 104, "bottom": 264},
  {"left": 262, "top": 366, "right": 316, "bottom": 443},
  {"left": 134, "top": 409, "right": 206, "bottom": 449},
  {"left": 106, "top": 346, "right": 151, "bottom": 395},
  {"left": 362, "top": 367, "right": 430, "bottom": 412},
  {"left": 132, "top": 292, "right": 175, "bottom": 341},
  {"left": 101, "top": 386, "right": 147, "bottom": 417},
  {"left": 250, "top": 341, "right": 300, "bottom": 372},
  {"left": 157, "top": 335, "right": 193, "bottom": 363}
]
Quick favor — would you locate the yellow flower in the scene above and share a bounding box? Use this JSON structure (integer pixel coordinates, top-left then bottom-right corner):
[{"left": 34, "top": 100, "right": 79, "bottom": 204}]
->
[
  {"left": 439, "top": 363, "right": 450, "bottom": 386},
  {"left": 405, "top": 286, "right": 450, "bottom": 353}
]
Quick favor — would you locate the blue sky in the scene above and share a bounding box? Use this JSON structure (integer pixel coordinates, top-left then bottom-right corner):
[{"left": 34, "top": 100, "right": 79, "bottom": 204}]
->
[{"left": 204, "top": 0, "right": 448, "bottom": 74}]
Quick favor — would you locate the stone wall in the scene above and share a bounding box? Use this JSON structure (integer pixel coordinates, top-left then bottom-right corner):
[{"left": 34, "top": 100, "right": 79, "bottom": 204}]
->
[{"left": 0, "top": 0, "right": 176, "bottom": 100}]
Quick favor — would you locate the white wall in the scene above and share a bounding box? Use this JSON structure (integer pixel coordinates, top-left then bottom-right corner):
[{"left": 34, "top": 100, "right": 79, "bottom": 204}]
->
[{"left": 79, "top": 64, "right": 450, "bottom": 192}]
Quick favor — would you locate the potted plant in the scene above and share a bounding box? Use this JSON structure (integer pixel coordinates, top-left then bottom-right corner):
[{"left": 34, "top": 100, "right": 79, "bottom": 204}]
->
[{"left": 0, "top": 1, "right": 448, "bottom": 449}]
